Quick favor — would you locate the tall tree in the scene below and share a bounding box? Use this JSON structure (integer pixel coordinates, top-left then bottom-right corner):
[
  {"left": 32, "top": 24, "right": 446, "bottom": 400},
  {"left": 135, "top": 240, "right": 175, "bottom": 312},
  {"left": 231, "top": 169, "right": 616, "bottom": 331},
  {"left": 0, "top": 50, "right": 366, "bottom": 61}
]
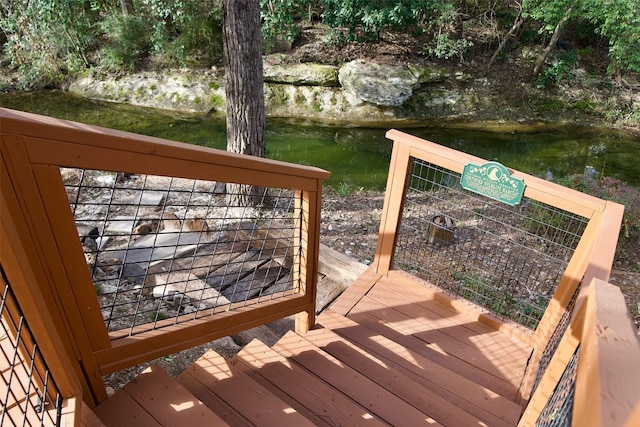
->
[
  {"left": 222, "top": 0, "right": 266, "bottom": 206},
  {"left": 531, "top": 6, "right": 572, "bottom": 80}
]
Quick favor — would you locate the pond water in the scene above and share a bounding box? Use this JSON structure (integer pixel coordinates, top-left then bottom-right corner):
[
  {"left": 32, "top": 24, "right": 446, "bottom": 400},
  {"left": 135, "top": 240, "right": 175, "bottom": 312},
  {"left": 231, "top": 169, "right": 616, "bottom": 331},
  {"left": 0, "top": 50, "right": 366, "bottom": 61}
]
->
[{"left": 1, "top": 91, "right": 638, "bottom": 189}]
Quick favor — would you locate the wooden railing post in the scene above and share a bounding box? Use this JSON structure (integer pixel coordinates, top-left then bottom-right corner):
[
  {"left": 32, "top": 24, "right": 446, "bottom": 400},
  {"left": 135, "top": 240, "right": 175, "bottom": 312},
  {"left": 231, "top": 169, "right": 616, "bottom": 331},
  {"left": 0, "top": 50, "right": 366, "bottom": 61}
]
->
[
  {"left": 573, "top": 279, "right": 640, "bottom": 427},
  {"left": 2, "top": 134, "right": 108, "bottom": 405},
  {"left": 374, "top": 133, "right": 413, "bottom": 275},
  {"left": 294, "top": 183, "right": 323, "bottom": 334}
]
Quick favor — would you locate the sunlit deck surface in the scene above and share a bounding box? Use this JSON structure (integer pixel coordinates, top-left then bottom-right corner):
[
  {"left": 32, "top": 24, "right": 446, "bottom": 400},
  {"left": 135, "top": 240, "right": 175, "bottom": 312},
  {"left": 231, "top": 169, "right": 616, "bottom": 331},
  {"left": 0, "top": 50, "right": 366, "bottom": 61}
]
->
[{"left": 93, "top": 266, "right": 532, "bottom": 427}]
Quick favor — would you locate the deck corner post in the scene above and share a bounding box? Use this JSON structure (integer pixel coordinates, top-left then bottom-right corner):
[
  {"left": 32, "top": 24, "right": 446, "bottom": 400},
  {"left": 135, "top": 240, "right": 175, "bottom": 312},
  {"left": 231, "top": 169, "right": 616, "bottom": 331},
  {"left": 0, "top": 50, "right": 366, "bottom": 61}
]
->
[{"left": 294, "top": 309, "right": 314, "bottom": 334}]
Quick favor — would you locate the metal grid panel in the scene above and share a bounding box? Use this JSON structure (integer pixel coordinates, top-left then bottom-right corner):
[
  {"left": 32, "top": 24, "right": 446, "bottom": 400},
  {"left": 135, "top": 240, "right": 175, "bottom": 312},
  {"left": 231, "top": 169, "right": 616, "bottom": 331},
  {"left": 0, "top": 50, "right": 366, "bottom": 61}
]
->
[
  {"left": 394, "top": 159, "right": 589, "bottom": 329},
  {"left": 530, "top": 285, "right": 580, "bottom": 396},
  {"left": 534, "top": 347, "right": 580, "bottom": 427},
  {"left": 1, "top": 267, "right": 63, "bottom": 427},
  {"left": 63, "top": 168, "right": 301, "bottom": 335}
]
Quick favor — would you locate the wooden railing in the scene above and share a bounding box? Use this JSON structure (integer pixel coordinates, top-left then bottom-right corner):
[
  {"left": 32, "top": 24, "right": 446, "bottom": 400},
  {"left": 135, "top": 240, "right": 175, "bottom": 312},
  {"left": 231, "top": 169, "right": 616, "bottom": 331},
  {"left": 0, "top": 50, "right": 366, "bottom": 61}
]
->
[
  {"left": 381, "top": 130, "right": 640, "bottom": 426},
  {"left": 520, "top": 278, "right": 640, "bottom": 427},
  {"left": 0, "top": 108, "right": 330, "bottom": 419},
  {"left": 2, "top": 113, "right": 638, "bottom": 425}
]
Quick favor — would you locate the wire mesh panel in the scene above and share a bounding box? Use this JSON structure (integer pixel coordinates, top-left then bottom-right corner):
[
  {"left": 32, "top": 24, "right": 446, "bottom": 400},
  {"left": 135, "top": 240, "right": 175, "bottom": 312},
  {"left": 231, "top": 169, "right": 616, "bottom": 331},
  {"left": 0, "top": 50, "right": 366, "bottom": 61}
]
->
[
  {"left": 1, "top": 267, "right": 63, "bottom": 427},
  {"left": 394, "top": 159, "right": 589, "bottom": 329},
  {"left": 534, "top": 347, "right": 580, "bottom": 427},
  {"left": 63, "top": 168, "right": 301, "bottom": 335},
  {"left": 530, "top": 285, "right": 581, "bottom": 396}
]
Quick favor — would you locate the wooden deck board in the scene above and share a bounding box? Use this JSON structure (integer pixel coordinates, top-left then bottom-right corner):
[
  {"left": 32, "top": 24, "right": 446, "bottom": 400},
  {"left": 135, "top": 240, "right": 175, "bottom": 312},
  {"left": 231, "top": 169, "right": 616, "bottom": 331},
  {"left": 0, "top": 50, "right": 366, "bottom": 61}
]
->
[
  {"left": 305, "top": 322, "right": 513, "bottom": 427},
  {"left": 387, "top": 270, "right": 534, "bottom": 344},
  {"left": 95, "top": 365, "right": 227, "bottom": 427},
  {"left": 93, "top": 384, "right": 162, "bottom": 426},
  {"left": 93, "top": 268, "right": 538, "bottom": 425},
  {"left": 179, "top": 349, "right": 315, "bottom": 427},
  {"left": 377, "top": 274, "right": 530, "bottom": 341},
  {"left": 348, "top": 299, "right": 521, "bottom": 399},
  {"left": 328, "top": 266, "right": 381, "bottom": 315},
  {"left": 364, "top": 283, "right": 529, "bottom": 381},
  {"left": 235, "top": 338, "right": 387, "bottom": 427},
  {"left": 177, "top": 368, "right": 252, "bottom": 427},
  {"left": 273, "top": 330, "right": 444, "bottom": 426},
  {"left": 317, "top": 309, "right": 523, "bottom": 426}
]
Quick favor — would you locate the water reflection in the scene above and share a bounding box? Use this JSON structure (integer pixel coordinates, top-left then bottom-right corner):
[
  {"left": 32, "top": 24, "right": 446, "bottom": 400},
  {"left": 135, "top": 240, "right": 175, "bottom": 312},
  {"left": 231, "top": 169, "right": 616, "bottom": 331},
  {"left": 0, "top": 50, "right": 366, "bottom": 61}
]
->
[{"left": 1, "top": 91, "right": 638, "bottom": 189}]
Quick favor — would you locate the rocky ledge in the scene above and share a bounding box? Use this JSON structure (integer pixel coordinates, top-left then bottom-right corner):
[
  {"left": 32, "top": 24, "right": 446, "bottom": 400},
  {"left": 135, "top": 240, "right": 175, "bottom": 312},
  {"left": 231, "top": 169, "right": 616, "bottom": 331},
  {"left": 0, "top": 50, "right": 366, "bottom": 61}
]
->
[{"left": 69, "top": 54, "right": 634, "bottom": 128}]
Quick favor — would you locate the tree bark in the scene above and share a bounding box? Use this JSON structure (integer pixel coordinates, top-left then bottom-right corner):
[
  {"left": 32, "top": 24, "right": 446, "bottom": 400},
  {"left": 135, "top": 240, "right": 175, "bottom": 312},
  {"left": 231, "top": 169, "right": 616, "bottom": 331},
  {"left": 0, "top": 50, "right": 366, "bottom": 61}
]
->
[
  {"left": 532, "top": 7, "right": 572, "bottom": 80},
  {"left": 222, "top": 0, "right": 266, "bottom": 206}
]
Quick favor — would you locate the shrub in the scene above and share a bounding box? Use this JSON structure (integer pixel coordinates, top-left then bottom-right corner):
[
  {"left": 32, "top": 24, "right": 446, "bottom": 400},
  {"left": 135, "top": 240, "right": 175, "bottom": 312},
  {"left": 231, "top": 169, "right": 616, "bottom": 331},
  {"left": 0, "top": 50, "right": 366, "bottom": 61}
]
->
[
  {"left": 170, "top": 2, "right": 224, "bottom": 66},
  {"left": 261, "top": 0, "right": 309, "bottom": 49},
  {"left": 0, "top": 0, "right": 95, "bottom": 88},
  {"left": 99, "top": 14, "right": 150, "bottom": 72},
  {"left": 322, "top": 0, "right": 428, "bottom": 44},
  {"left": 536, "top": 50, "right": 578, "bottom": 88}
]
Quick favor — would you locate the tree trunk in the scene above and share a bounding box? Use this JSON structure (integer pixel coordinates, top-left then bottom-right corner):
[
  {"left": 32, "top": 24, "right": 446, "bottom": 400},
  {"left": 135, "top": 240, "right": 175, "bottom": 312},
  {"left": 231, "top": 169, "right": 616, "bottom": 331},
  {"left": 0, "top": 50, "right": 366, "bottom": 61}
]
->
[
  {"left": 120, "top": 0, "right": 134, "bottom": 16},
  {"left": 532, "top": 7, "right": 572, "bottom": 80},
  {"left": 222, "top": 0, "right": 266, "bottom": 206}
]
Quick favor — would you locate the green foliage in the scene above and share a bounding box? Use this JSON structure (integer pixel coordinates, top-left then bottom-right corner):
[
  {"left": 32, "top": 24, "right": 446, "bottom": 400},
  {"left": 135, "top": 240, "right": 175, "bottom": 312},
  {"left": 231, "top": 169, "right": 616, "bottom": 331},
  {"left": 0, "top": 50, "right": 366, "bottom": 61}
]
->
[
  {"left": 99, "top": 14, "right": 149, "bottom": 72},
  {"left": 170, "top": 2, "right": 223, "bottom": 66},
  {"left": 536, "top": 50, "right": 578, "bottom": 88},
  {"left": 0, "top": 0, "right": 96, "bottom": 88},
  {"left": 261, "top": 0, "right": 311, "bottom": 49},
  {"left": 322, "top": 0, "right": 429, "bottom": 44},
  {"left": 336, "top": 182, "right": 361, "bottom": 196},
  {"left": 96, "top": 0, "right": 223, "bottom": 71},
  {"left": 586, "top": 0, "right": 640, "bottom": 74},
  {"left": 426, "top": 33, "right": 474, "bottom": 61},
  {"left": 524, "top": 0, "right": 640, "bottom": 75},
  {"left": 523, "top": 0, "right": 575, "bottom": 33},
  {"left": 2, "top": 0, "right": 639, "bottom": 89},
  {"left": 423, "top": 1, "right": 473, "bottom": 61}
]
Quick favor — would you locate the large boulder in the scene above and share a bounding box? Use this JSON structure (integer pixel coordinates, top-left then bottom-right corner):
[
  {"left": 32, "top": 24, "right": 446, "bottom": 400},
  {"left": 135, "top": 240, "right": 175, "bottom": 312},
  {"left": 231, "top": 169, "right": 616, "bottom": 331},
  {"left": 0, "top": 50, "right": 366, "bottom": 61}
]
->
[
  {"left": 338, "top": 60, "right": 417, "bottom": 107},
  {"left": 264, "top": 62, "right": 339, "bottom": 86},
  {"left": 337, "top": 60, "right": 446, "bottom": 107}
]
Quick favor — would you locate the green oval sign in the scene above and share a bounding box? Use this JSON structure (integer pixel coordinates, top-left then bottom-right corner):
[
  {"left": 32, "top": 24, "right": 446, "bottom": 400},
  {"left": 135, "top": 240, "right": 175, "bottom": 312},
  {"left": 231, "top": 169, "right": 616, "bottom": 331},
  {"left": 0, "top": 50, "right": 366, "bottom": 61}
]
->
[{"left": 461, "top": 161, "right": 525, "bottom": 206}]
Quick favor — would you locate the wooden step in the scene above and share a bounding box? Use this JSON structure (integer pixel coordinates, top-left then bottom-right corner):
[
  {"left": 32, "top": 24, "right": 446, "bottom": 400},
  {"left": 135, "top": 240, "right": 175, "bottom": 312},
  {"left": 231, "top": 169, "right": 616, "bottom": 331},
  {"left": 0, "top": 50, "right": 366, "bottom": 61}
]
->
[
  {"left": 272, "top": 330, "right": 444, "bottom": 426},
  {"left": 358, "top": 284, "right": 527, "bottom": 383},
  {"left": 373, "top": 276, "right": 532, "bottom": 372},
  {"left": 177, "top": 348, "right": 315, "bottom": 427},
  {"left": 234, "top": 338, "right": 387, "bottom": 427},
  {"left": 93, "top": 364, "right": 227, "bottom": 426},
  {"left": 315, "top": 309, "right": 523, "bottom": 426},
  {"left": 347, "top": 295, "right": 523, "bottom": 399}
]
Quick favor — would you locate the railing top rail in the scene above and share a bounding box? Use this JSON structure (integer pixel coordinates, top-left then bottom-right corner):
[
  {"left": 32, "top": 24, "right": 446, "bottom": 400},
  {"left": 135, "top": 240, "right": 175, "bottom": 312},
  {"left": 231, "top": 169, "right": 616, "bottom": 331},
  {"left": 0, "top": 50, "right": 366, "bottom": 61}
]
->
[
  {"left": 0, "top": 107, "right": 331, "bottom": 182},
  {"left": 573, "top": 278, "right": 640, "bottom": 427},
  {"left": 386, "top": 129, "right": 608, "bottom": 217}
]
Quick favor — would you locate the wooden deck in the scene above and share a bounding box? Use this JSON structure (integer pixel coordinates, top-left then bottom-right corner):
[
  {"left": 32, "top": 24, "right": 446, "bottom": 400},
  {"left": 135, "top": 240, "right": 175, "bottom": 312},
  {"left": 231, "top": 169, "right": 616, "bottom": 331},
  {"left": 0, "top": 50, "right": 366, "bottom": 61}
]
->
[
  {"left": 92, "top": 267, "right": 531, "bottom": 426},
  {"left": 4, "top": 110, "right": 639, "bottom": 426}
]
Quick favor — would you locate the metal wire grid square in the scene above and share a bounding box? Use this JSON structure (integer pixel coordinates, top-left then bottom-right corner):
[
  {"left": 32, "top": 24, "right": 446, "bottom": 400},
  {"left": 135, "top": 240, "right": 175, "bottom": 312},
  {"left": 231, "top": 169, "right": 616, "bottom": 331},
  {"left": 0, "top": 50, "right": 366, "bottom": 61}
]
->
[
  {"left": 534, "top": 347, "right": 580, "bottom": 427},
  {"left": 1, "top": 267, "right": 63, "bottom": 426},
  {"left": 63, "top": 168, "right": 301, "bottom": 335},
  {"left": 393, "top": 159, "right": 589, "bottom": 329}
]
